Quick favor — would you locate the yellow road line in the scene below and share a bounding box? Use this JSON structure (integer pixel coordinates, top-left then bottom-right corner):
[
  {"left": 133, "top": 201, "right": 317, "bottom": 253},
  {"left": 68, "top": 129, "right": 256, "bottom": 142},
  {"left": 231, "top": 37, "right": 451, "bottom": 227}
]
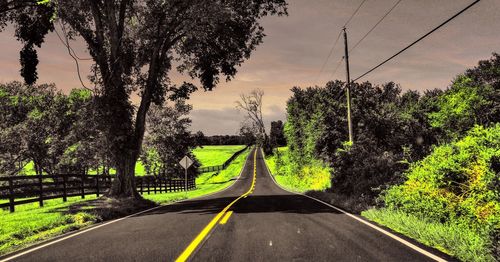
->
[
  {"left": 175, "top": 149, "right": 258, "bottom": 262},
  {"left": 219, "top": 211, "right": 233, "bottom": 225}
]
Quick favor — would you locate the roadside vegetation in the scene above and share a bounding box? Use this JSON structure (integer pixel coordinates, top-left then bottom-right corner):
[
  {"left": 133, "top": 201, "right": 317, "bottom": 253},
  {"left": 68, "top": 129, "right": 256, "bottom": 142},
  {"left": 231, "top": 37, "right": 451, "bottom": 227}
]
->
[
  {"left": 0, "top": 147, "right": 250, "bottom": 256},
  {"left": 265, "top": 147, "right": 330, "bottom": 192},
  {"left": 265, "top": 53, "right": 500, "bottom": 261}
]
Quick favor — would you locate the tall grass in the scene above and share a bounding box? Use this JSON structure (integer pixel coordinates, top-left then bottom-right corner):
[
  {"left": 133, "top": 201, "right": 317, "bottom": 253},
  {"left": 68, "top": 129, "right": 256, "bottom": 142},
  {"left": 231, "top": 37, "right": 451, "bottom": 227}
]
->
[{"left": 362, "top": 208, "right": 495, "bottom": 262}]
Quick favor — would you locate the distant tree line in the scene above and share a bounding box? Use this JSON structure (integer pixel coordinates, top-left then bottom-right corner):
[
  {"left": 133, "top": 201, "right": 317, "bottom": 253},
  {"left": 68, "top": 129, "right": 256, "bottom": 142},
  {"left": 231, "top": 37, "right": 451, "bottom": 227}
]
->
[{"left": 195, "top": 132, "right": 254, "bottom": 146}]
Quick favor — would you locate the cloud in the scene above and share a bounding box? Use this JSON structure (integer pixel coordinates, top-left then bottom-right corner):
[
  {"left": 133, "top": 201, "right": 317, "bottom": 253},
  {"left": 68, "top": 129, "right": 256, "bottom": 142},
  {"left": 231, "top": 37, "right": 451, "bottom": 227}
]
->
[{"left": 1, "top": 0, "right": 499, "bottom": 135}]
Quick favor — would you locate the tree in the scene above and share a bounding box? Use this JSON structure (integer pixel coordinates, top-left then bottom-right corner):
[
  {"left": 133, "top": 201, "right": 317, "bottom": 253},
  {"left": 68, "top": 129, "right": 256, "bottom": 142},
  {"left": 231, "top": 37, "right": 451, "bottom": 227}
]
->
[
  {"left": 0, "top": 82, "right": 32, "bottom": 175},
  {"left": 193, "top": 131, "right": 207, "bottom": 147},
  {"left": 2, "top": 0, "right": 288, "bottom": 197},
  {"left": 140, "top": 100, "right": 198, "bottom": 177},
  {"left": 239, "top": 121, "right": 257, "bottom": 146},
  {"left": 0, "top": 0, "right": 55, "bottom": 85},
  {"left": 236, "top": 88, "right": 271, "bottom": 153},
  {"left": 269, "top": 120, "right": 286, "bottom": 148},
  {"left": 429, "top": 53, "right": 500, "bottom": 140}
]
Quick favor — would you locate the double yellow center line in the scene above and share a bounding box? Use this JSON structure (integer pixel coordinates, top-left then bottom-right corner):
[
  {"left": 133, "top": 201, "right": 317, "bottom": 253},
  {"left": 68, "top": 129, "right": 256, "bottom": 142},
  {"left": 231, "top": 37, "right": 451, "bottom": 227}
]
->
[{"left": 175, "top": 149, "right": 258, "bottom": 262}]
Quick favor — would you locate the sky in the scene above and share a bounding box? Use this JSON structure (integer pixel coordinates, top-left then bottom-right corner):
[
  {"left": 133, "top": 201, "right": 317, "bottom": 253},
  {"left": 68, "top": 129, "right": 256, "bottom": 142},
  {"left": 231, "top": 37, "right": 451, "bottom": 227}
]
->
[{"left": 1, "top": 0, "right": 499, "bottom": 135}]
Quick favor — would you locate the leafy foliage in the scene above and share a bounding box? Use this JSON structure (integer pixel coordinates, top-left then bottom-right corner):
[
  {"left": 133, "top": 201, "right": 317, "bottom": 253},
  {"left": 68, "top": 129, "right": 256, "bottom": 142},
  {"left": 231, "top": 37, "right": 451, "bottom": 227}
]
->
[
  {"left": 140, "top": 100, "right": 199, "bottom": 178},
  {"left": 0, "top": 82, "right": 105, "bottom": 176},
  {"left": 0, "top": 0, "right": 55, "bottom": 85},
  {"left": 266, "top": 147, "right": 330, "bottom": 192},
  {"left": 382, "top": 125, "right": 500, "bottom": 260},
  {"left": 280, "top": 53, "right": 500, "bottom": 257},
  {"left": 269, "top": 120, "right": 286, "bottom": 148}
]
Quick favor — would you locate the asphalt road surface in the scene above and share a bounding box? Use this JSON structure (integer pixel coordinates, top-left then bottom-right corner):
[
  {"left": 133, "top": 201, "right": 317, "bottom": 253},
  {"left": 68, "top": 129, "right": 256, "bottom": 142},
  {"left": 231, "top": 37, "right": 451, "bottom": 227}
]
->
[{"left": 2, "top": 148, "right": 450, "bottom": 262}]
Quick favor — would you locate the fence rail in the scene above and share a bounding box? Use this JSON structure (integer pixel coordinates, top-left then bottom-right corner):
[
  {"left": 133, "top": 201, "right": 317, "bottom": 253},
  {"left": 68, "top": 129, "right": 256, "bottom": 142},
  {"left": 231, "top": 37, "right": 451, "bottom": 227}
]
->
[
  {"left": 0, "top": 174, "right": 195, "bottom": 212},
  {"left": 197, "top": 145, "right": 249, "bottom": 173}
]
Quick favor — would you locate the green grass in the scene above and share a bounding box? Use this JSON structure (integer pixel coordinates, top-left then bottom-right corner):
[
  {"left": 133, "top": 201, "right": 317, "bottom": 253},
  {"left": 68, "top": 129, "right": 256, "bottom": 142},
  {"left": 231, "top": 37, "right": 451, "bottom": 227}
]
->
[
  {"left": 264, "top": 147, "right": 331, "bottom": 193},
  {"left": 0, "top": 196, "right": 98, "bottom": 255},
  {"left": 143, "top": 147, "right": 250, "bottom": 204},
  {"left": 192, "top": 145, "right": 245, "bottom": 167},
  {"left": 0, "top": 147, "right": 251, "bottom": 256},
  {"left": 362, "top": 208, "right": 495, "bottom": 262},
  {"left": 18, "top": 145, "right": 244, "bottom": 176}
]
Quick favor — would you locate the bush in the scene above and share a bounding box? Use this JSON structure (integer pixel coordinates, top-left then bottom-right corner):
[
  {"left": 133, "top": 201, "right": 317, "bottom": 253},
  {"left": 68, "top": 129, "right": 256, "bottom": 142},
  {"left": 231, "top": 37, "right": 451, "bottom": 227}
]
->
[
  {"left": 266, "top": 147, "right": 331, "bottom": 192},
  {"left": 383, "top": 125, "right": 500, "bottom": 257}
]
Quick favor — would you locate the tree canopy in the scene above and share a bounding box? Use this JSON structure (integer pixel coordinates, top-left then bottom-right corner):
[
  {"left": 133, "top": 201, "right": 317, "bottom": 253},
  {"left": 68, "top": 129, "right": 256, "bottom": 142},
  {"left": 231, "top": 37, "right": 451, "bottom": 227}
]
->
[{"left": 0, "top": 0, "right": 288, "bottom": 197}]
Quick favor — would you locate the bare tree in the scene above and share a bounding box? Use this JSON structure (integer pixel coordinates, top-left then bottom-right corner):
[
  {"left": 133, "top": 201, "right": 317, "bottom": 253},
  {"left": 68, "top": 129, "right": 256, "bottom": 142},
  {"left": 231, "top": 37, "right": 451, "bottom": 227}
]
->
[{"left": 236, "top": 89, "right": 271, "bottom": 153}]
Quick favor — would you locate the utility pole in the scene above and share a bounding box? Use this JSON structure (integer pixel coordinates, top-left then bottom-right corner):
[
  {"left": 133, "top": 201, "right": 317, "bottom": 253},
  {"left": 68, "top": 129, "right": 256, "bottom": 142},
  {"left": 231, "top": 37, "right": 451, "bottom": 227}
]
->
[{"left": 343, "top": 27, "right": 354, "bottom": 143}]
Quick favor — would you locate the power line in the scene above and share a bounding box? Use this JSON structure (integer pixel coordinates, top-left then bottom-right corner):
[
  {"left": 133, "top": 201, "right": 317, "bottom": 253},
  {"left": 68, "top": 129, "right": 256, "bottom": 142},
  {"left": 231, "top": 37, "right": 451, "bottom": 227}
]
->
[
  {"left": 314, "top": 30, "right": 342, "bottom": 84},
  {"left": 329, "top": 57, "right": 344, "bottom": 79},
  {"left": 353, "top": 0, "right": 481, "bottom": 82},
  {"left": 315, "top": 0, "right": 368, "bottom": 84},
  {"left": 350, "top": 0, "right": 403, "bottom": 53},
  {"left": 344, "top": 0, "right": 368, "bottom": 27}
]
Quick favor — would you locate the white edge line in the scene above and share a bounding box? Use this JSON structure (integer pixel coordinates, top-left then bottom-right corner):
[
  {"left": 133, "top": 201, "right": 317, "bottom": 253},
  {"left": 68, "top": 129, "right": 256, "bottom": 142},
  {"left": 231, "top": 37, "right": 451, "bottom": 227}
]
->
[
  {"left": 0, "top": 147, "right": 253, "bottom": 262},
  {"left": 260, "top": 149, "right": 447, "bottom": 262}
]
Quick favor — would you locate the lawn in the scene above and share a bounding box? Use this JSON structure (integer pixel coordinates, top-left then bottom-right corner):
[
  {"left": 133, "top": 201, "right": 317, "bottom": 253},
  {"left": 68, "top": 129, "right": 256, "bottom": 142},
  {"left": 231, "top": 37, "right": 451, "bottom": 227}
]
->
[
  {"left": 192, "top": 145, "right": 246, "bottom": 167},
  {"left": 0, "top": 196, "right": 98, "bottom": 255},
  {"left": 17, "top": 145, "right": 245, "bottom": 176},
  {"left": 0, "top": 147, "right": 251, "bottom": 256}
]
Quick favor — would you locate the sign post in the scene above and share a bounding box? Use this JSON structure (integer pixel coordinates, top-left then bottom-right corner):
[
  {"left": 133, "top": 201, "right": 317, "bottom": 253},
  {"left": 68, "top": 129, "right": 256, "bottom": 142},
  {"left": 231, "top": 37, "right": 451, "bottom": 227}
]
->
[{"left": 179, "top": 155, "right": 194, "bottom": 195}]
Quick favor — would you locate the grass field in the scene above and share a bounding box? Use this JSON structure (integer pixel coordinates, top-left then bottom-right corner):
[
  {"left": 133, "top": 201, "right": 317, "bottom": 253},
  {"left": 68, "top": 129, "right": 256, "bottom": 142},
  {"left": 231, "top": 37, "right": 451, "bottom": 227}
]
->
[
  {"left": 0, "top": 147, "right": 251, "bottom": 256},
  {"left": 17, "top": 145, "right": 245, "bottom": 176},
  {"left": 0, "top": 196, "right": 98, "bottom": 255},
  {"left": 192, "top": 145, "right": 246, "bottom": 167}
]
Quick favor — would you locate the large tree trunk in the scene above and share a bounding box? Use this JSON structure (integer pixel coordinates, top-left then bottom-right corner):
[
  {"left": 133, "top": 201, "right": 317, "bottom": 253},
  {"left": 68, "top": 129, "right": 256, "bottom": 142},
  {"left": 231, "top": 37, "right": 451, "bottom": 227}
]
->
[
  {"left": 104, "top": 75, "right": 152, "bottom": 199},
  {"left": 109, "top": 151, "right": 140, "bottom": 198}
]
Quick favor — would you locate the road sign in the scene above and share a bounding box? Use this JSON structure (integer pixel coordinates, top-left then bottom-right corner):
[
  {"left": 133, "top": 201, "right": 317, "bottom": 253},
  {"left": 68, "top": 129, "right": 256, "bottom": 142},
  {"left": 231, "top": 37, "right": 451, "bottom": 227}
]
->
[
  {"left": 179, "top": 155, "right": 194, "bottom": 170},
  {"left": 179, "top": 155, "right": 194, "bottom": 194}
]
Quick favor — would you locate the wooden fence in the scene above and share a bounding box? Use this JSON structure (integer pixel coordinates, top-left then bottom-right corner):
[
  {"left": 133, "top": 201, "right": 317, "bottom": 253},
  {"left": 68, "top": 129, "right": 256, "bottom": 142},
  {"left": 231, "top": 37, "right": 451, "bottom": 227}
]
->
[
  {"left": 0, "top": 174, "right": 195, "bottom": 212},
  {"left": 197, "top": 145, "right": 249, "bottom": 173}
]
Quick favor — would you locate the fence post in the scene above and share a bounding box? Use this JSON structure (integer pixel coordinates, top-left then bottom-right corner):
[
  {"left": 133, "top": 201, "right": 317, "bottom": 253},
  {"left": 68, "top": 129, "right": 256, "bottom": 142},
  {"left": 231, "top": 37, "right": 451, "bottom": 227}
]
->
[
  {"left": 147, "top": 177, "right": 151, "bottom": 195},
  {"left": 96, "top": 174, "right": 100, "bottom": 197},
  {"left": 140, "top": 177, "right": 143, "bottom": 195},
  {"left": 153, "top": 178, "right": 157, "bottom": 194},
  {"left": 81, "top": 173, "right": 85, "bottom": 199},
  {"left": 38, "top": 174, "right": 44, "bottom": 207},
  {"left": 62, "top": 175, "right": 67, "bottom": 202},
  {"left": 8, "top": 176, "right": 14, "bottom": 213}
]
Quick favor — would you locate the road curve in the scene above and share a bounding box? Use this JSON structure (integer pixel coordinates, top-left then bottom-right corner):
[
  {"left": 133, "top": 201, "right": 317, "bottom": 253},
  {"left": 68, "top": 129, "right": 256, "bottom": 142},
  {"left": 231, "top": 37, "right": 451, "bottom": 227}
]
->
[{"left": 2, "top": 147, "right": 450, "bottom": 262}]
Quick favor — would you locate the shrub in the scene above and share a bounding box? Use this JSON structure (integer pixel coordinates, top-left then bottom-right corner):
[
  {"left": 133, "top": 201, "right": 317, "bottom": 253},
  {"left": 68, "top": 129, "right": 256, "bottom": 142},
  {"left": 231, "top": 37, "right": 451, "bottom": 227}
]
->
[
  {"left": 383, "top": 124, "right": 500, "bottom": 256},
  {"left": 267, "top": 147, "right": 331, "bottom": 192}
]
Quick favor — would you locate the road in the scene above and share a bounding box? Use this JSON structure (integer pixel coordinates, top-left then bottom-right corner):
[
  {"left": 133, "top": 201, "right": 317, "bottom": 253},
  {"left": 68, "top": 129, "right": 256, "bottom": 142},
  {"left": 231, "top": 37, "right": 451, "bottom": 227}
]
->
[{"left": 3, "top": 148, "right": 449, "bottom": 262}]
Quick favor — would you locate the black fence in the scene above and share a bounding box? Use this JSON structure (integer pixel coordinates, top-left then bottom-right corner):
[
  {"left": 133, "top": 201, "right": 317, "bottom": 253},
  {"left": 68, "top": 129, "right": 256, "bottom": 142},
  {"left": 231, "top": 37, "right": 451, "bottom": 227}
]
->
[
  {"left": 197, "top": 146, "right": 249, "bottom": 173},
  {"left": 0, "top": 174, "right": 195, "bottom": 212}
]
